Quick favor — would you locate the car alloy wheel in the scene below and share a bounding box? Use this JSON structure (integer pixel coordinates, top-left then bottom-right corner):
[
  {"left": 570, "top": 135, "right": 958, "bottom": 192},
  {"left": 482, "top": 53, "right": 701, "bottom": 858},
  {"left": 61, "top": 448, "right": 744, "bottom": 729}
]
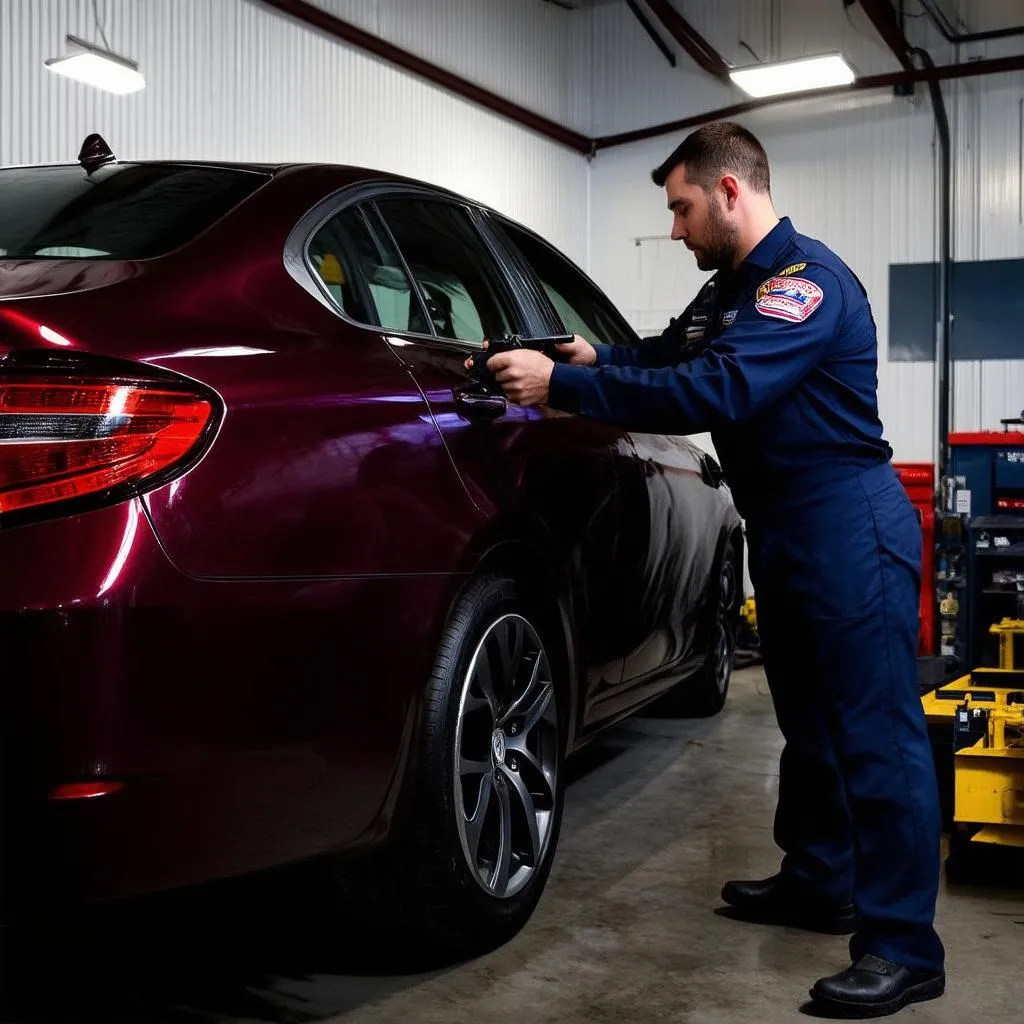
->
[
  {"left": 326, "top": 577, "right": 566, "bottom": 960},
  {"left": 454, "top": 613, "right": 559, "bottom": 900}
]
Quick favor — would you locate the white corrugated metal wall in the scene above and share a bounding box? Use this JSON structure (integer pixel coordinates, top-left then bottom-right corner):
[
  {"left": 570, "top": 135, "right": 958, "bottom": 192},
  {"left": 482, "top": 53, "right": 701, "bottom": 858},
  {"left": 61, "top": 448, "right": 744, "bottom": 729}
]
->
[
  {"left": 0, "top": 0, "right": 592, "bottom": 263},
  {"left": 587, "top": 0, "right": 1024, "bottom": 465},
  {"left": 1, "top": 0, "right": 1021, "bottom": 463}
]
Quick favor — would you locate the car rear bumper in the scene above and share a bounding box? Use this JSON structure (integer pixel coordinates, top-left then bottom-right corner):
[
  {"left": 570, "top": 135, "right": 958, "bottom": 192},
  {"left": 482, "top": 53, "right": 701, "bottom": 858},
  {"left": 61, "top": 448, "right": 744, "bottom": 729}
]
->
[{"left": 0, "top": 499, "right": 453, "bottom": 920}]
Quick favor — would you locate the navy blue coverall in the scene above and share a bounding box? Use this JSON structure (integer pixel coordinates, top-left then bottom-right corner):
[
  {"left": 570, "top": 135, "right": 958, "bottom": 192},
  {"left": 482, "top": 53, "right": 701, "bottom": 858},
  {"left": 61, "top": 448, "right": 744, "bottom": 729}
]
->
[{"left": 548, "top": 216, "right": 945, "bottom": 974}]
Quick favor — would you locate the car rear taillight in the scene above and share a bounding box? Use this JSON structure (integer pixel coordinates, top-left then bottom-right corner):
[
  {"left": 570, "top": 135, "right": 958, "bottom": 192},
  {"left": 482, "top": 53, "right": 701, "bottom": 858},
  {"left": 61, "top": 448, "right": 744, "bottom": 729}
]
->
[
  {"left": 50, "top": 781, "right": 126, "bottom": 801},
  {"left": 0, "top": 375, "right": 217, "bottom": 522}
]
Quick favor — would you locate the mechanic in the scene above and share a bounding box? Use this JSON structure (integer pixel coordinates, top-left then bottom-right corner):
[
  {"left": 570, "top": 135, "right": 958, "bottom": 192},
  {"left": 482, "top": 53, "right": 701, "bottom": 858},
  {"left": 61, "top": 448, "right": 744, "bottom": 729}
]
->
[{"left": 473, "top": 121, "right": 945, "bottom": 1018}]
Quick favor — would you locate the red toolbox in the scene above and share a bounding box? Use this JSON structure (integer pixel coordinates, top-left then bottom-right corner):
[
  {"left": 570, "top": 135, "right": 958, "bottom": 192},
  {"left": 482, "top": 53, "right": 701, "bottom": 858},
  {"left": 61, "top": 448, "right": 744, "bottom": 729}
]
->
[{"left": 893, "top": 462, "right": 936, "bottom": 656}]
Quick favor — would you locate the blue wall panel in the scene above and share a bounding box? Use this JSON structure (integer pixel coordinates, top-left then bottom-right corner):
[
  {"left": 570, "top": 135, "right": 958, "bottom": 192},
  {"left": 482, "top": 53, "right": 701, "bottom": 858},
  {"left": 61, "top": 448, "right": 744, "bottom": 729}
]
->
[{"left": 889, "top": 258, "right": 1024, "bottom": 361}]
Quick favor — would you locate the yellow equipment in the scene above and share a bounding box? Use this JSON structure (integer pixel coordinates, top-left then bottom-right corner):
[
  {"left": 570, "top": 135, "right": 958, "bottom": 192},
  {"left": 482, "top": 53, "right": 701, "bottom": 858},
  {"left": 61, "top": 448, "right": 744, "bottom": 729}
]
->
[
  {"left": 734, "top": 597, "right": 760, "bottom": 664},
  {"left": 740, "top": 597, "right": 757, "bottom": 631},
  {"left": 922, "top": 618, "right": 1024, "bottom": 855},
  {"left": 989, "top": 617, "right": 1024, "bottom": 673}
]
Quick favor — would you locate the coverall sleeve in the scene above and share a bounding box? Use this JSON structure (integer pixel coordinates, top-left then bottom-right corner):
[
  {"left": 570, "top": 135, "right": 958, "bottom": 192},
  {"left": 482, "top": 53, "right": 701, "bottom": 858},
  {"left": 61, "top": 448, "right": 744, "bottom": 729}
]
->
[
  {"left": 591, "top": 325, "right": 686, "bottom": 370},
  {"left": 547, "top": 264, "right": 845, "bottom": 435}
]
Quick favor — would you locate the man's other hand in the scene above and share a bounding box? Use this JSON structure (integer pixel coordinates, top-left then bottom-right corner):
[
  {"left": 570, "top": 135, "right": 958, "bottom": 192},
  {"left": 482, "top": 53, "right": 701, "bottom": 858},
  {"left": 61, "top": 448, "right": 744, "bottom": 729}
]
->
[{"left": 555, "top": 334, "right": 598, "bottom": 366}]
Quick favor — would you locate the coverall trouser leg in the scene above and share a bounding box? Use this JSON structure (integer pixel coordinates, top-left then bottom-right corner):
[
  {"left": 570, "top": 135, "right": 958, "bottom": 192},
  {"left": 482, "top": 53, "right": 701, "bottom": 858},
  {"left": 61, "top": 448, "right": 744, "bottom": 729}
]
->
[
  {"left": 747, "top": 464, "right": 944, "bottom": 974},
  {"left": 755, "top": 596, "right": 855, "bottom": 904}
]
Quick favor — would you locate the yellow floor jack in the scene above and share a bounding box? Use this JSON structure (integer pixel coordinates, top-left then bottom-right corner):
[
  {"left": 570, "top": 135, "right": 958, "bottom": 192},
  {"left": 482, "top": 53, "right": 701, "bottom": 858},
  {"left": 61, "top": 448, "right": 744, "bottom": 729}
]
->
[{"left": 921, "top": 619, "right": 1024, "bottom": 879}]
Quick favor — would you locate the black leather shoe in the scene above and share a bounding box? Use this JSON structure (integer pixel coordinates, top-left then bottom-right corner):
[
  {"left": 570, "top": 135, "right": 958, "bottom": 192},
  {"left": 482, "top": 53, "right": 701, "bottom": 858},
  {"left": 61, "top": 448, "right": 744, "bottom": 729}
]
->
[
  {"left": 719, "top": 873, "right": 858, "bottom": 934},
  {"left": 810, "top": 954, "right": 945, "bottom": 1018}
]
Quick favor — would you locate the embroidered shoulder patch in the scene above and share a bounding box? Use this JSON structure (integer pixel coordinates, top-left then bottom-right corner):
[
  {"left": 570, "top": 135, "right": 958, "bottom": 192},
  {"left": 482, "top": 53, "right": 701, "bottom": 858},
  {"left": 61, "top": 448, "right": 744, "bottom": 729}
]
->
[
  {"left": 777, "top": 262, "right": 807, "bottom": 277},
  {"left": 755, "top": 275, "right": 824, "bottom": 323}
]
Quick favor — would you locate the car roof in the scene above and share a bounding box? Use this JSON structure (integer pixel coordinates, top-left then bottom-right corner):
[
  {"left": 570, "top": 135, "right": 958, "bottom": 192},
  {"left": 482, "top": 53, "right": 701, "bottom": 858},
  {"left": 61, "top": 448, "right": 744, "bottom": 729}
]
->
[
  {"left": 0, "top": 157, "right": 491, "bottom": 206},
  {"left": 0, "top": 158, "right": 290, "bottom": 174}
]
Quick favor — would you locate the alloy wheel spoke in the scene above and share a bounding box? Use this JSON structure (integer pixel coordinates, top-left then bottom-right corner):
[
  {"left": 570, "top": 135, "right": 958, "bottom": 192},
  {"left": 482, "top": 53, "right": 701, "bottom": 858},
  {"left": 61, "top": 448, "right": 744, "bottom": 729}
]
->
[
  {"left": 459, "top": 757, "right": 491, "bottom": 778},
  {"left": 463, "top": 693, "right": 491, "bottom": 715},
  {"left": 465, "top": 775, "right": 494, "bottom": 863},
  {"left": 490, "top": 778, "right": 514, "bottom": 894},
  {"left": 517, "top": 681, "right": 553, "bottom": 738},
  {"left": 501, "top": 652, "right": 543, "bottom": 724},
  {"left": 503, "top": 738, "right": 555, "bottom": 800},
  {"left": 500, "top": 763, "right": 541, "bottom": 864}
]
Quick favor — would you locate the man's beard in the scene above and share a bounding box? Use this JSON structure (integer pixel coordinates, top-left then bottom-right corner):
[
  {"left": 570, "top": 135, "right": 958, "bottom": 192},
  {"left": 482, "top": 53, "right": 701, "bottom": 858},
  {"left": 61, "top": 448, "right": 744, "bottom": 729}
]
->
[{"left": 692, "top": 197, "right": 739, "bottom": 272}]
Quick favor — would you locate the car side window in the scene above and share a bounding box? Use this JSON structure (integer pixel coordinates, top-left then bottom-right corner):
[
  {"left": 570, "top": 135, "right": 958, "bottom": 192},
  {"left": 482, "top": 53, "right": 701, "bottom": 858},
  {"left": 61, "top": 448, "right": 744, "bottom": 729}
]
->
[
  {"left": 498, "top": 220, "right": 633, "bottom": 346},
  {"left": 308, "top": 204, "right": 429, "bottom": 334},
  {"left": 372, "top": 199, "right": 518, "bottom": 346}
]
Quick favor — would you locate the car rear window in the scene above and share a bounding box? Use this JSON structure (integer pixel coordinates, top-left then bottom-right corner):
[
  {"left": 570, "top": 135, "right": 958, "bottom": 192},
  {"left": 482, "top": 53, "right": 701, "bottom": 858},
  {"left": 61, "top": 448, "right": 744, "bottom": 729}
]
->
[{"left": 0, "top": 163, "right": 269, "bottom": 260}]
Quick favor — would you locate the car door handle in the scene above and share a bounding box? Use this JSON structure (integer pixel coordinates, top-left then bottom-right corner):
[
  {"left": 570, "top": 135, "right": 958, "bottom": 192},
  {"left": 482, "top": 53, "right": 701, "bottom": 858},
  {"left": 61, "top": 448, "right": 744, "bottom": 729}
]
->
[{"left": 454, "top": 384, "right": 508, "bottom": 419}]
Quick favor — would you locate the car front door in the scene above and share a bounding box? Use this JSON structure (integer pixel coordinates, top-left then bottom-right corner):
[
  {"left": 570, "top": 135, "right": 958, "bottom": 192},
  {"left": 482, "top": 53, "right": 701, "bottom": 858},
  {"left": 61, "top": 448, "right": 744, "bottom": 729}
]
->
[{"left": 489, "top": 216, "right": 727, "bottom": 723}]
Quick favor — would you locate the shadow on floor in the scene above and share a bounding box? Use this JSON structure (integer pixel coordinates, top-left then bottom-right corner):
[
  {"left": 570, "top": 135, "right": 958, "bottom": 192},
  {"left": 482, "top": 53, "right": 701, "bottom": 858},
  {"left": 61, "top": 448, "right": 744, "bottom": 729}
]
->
[
  {"left": 562, "top": 737, "right": 631, "bottom": 786},
  {"left": 0, "top": 861, "right": 457, "bottom": 1023},
  {"left": 0, "top": 732, "right": 649, "bottom": 1024}
]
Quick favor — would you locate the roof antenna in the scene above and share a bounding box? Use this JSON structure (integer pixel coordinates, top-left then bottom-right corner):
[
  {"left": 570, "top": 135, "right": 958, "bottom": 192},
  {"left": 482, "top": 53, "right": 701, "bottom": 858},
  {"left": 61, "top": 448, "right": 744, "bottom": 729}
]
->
[{"left": 78, "top": 132, "right": 116, "bottom": 175}]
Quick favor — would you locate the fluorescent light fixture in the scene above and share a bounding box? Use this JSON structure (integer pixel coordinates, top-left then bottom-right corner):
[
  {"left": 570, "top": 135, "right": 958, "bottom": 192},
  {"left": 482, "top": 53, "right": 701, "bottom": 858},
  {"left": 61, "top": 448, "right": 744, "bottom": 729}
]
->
[
  {"left": 44, "top": 34, "right": 144, "bottom": 95},
  {"left": 729, "top": 53, "right": 855, "bottom": 99}
]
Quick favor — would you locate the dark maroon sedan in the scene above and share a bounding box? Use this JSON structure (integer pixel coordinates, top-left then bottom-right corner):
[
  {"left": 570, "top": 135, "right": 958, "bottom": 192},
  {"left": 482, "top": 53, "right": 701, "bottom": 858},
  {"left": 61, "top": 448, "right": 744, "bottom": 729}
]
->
[{"left": 0, "top": 139, "right": 741, "bottom": 954}]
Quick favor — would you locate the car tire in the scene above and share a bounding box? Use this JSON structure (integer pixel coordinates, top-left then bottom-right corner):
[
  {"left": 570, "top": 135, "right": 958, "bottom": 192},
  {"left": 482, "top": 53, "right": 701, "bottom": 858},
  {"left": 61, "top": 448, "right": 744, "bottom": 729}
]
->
[
  {"left": 337, "top": 573, "right": 566, "bottom": 960},
  {"left": 663, "top": 536, "right": 741, "bottom": 718}
]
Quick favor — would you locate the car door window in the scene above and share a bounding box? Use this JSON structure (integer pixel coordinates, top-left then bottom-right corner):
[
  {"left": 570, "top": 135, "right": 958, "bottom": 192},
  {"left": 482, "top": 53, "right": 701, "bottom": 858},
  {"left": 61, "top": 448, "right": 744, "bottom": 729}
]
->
[
  {"left": 373, "top": 199, "right": 518, "bottom": 346},
  {"left": 498, "top": 220, "right": 635, "bottom": 346},
  {"left": 308, "top": 204, "right": 429, "bottom": 334}
]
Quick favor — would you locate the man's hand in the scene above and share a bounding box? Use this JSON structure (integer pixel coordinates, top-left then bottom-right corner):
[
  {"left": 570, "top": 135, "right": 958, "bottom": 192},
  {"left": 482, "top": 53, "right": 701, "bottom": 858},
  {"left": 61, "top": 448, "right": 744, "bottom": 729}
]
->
[
  {"left": 462, "top": 334, "right": 596, "bottom": 406},
  {"left": 488, "top": 349, "right": 554, "bottom": 406},
  {"left": 555, "top": 334, "right": 598, "bottom": 366}
]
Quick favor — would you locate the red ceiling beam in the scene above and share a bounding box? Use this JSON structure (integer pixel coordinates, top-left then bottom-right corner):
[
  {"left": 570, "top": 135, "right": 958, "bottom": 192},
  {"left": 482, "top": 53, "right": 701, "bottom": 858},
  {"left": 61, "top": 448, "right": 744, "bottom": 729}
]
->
[
  {"left": 253, "top": 0, "right": 592, "bottom": 154},
  {"left": 643, "top": 0, "right": 732, "bottom": 79},
  {"left": 857, "top": 0, "right": 915, "bottom": 71}
]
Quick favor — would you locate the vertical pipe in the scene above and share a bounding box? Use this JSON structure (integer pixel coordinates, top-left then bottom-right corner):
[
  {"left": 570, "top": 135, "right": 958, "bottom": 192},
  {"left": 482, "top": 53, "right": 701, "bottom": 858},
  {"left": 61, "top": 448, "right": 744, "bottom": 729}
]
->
[{"left": 911, "top": 47, "right": 952, "bottom": 488}]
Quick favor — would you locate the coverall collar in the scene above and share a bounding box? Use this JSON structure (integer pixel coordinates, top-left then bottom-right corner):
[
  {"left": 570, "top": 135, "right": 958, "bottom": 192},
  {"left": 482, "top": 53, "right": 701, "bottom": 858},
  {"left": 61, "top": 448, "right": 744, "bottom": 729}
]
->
[{"left": 742, "top": 216, "right": 796, "bottom": 271}]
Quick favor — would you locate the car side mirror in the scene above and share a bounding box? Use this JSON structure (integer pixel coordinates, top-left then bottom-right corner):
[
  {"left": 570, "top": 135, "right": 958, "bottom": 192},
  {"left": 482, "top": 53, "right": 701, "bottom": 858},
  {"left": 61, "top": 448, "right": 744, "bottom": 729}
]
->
[{"left": 700, "top": 453, "right": 724, "bottom": 489}]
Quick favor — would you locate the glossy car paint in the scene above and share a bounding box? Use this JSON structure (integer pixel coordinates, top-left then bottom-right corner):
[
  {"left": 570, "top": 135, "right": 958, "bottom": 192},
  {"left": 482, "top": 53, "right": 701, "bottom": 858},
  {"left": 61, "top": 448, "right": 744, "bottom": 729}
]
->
[
  {"left": 0, "top": 501, "right": 442, "bottom": 913},
  {"left": 0, "top": 162, "right": 740, "bottom": 916}
]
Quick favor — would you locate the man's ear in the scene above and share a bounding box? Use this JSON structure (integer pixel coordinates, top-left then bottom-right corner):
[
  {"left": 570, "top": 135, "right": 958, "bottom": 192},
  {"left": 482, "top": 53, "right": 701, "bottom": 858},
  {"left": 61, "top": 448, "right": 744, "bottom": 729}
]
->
[{"left": 720, "top": 174, "right": 741, "bottom": 209}]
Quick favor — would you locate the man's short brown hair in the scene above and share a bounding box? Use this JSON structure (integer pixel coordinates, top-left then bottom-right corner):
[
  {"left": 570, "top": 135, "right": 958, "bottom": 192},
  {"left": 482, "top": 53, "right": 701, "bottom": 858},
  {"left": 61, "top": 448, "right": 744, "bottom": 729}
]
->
[{"left": 651, "top": 121, "right": 771, "bottom": 193}]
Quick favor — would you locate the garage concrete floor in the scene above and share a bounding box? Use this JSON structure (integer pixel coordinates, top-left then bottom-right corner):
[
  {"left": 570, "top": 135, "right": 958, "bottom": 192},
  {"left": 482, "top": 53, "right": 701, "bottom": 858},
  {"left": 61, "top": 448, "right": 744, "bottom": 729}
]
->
[{"left": 2, "top": 668, "right": 1022, "bottom": 1023}]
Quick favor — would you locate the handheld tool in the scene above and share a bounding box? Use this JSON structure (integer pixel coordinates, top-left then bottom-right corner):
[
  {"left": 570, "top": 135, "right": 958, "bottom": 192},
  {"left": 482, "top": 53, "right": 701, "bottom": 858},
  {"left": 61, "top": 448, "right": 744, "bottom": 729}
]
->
[{"left": 469, "top": 332, "right": 573, "bottom": 388}]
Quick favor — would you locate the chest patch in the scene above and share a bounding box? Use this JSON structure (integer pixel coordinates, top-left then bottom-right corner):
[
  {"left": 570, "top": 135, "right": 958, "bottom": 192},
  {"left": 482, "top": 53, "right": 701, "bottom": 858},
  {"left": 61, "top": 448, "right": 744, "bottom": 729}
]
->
[
  {"left": 721, "top": 309, "right": 739, "bottom": 327},
  {"left": 755, "top": 275, "right": 824, "bottom": 324}
]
